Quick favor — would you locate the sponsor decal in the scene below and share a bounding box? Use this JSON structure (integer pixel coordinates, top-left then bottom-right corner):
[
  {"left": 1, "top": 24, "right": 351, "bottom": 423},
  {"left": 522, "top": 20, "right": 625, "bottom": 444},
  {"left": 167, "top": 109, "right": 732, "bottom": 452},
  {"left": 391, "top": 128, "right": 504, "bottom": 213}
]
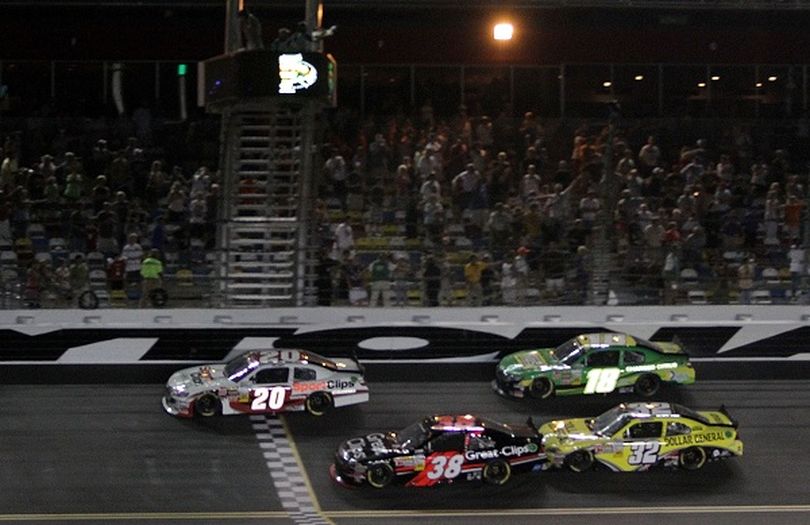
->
[
  {"left": 464, "top": 443, "right": 539, "bottom": 461},
  {"left": 665, "top": 431, "right": 727, "bottom": 447},
  {"left": 293, "top": 381, "right": 328, "bottom": 392},
  {"left": 327, "top": 379, "right": 355, "bottom": 389}
]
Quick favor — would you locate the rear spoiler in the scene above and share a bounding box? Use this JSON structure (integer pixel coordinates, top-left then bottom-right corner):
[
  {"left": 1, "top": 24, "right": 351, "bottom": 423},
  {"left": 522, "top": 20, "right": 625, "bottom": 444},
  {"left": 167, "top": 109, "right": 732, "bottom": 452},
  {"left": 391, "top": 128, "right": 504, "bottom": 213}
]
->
[
  {"left": 527, "top": 416, "right": 542, "bottom": 436},
  {"left": 351, "top": 349, "right": 366, "bottom": 375},
  {"left": 719, "top": 404, "right": 738, "bottom": 428}
]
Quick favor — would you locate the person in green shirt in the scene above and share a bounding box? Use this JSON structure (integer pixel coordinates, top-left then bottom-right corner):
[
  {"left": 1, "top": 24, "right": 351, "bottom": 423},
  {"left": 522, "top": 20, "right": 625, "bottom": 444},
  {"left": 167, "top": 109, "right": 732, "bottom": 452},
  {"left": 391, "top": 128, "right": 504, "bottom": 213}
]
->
[
  {"left": 139, "top": 249, "right": 164, "bottom": 307},
  {"left": 367, "top": 253, "right": 392, "bottom": 307}
]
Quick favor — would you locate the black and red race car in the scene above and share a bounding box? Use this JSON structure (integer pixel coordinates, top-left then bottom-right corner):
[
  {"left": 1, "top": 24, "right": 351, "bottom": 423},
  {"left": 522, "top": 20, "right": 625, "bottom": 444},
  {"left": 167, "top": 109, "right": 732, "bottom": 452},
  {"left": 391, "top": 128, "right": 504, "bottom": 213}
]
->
[{"left": 331, "top": 414, "right": 546, "bottom": 488}]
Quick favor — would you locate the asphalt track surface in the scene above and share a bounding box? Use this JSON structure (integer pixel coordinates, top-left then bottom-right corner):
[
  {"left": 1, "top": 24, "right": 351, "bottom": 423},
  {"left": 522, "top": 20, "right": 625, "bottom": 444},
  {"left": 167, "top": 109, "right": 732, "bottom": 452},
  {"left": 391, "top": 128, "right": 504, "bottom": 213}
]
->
[{"left": 2, "top": 381, "right": 810, "bottom": 525}]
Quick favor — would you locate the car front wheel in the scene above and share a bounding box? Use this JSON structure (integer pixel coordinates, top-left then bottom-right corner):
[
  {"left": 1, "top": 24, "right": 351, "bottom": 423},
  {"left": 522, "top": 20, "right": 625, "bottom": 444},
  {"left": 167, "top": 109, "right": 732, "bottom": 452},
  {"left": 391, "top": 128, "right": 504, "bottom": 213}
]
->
[
  {"left": 305, "top": 392, "right": 333, "bottom": 416},
  {"left": 679, "top": 447, "right": 707, "bottom": 470},
  {"left": 482, "top": 459, "right": 512, "bottom": 485},
  {"left": 565, "top": 450, "right": 594, "bottom": 472},
  {"left": 366, "top": 462, "right": 394, "bottom": 488},
  {"left": 529, "top": 377, "right": 555, "bottom": 399},
  {"left": 194, "top": 394, "right": 221, "bottom": 417}
]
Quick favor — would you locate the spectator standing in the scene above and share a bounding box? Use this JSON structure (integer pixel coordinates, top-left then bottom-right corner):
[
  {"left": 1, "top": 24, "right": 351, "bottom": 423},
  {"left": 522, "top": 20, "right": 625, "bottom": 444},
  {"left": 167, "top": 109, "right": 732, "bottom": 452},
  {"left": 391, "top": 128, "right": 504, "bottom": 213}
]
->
[
  {"left": 480, "top": 254, "right": 495, "bottom": 305},
  {"left": 139, "top": 249, "right": 164, "bottom": 308},
  {"left": 367, "top": 253, "right": 392, "bottom": 307},
  {"left": 638, "top": 136, "right": 661, "bottom": 176},
  {"left": 789, "top": 244, "right": 806, "bottom": 300},
  {"left": 422, "top": 255, "right": 441, "bottom": 307},
  {"left": 324, "top": 152, "right": 348, "bottom": 210},
  {"left": 391, "top": 255, "right": 410, "bottom": 306},
  {"left": 514, "top": 246, "right": 530, "bottom": 305},
  {"left": 332, "top": 221, "right": 354, "bottom": 260},
  {"left": 501, "top": 259, "right": 517, "bottom": 305},
  {"left": 464, "top": 254, "right": 486, "bottom": 306},
  {"left": 737, "top": 257, "right": 756, "bottom": 305},
  {"left": 68, "top": 254, "right": 89, "bottom": 294},
  {"left": 121, "top": 233, "right": 144, "bottom": 287}
]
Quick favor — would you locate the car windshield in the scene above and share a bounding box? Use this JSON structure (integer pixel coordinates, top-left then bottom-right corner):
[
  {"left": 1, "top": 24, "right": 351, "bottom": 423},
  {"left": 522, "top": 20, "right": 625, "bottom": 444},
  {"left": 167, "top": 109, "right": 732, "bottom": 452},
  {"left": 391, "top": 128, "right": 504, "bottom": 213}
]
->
[
  {"left": 555, "top": 338, "right": 584, "bottom": 364},
  {"left": 224, "top": 353, "right": 260, "bottom": 382},
  {"left": 590, "top": 405, "right": 631, "bottom": 436},
  {"left": 395, "top": 420, "right": 431, "bottom": 449}
]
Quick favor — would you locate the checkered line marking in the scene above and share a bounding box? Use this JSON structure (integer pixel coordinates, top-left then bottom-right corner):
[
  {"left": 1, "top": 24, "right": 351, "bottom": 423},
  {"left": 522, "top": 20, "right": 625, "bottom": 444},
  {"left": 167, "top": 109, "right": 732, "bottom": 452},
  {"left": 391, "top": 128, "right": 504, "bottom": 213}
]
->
[{"left": 251, "top": 415, "right": 331, "bottom": 525}]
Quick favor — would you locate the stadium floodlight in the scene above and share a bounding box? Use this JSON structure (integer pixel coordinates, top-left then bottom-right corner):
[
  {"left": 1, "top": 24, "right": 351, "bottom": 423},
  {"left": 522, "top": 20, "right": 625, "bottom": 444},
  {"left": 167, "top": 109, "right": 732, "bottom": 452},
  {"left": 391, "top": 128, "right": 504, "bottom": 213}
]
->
[
  {"left": 493, "top": 23, "right": 514, "bottom": 41},
  {"left": 768, "top": 76, "right": 778, "bottom": 82},
  {"left": 634, "top": 75, "right": 644, "bottom": 81}
]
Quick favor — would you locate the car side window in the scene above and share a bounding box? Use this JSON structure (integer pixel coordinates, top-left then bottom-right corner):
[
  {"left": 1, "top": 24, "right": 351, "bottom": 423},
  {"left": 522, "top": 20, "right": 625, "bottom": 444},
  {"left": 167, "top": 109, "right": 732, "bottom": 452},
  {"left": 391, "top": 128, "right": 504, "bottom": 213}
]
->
[
  {"left": 253, "top": 367, "right": 289, "bottom": 384},
  {"left": 587, "top": 350, "right": 620, "bottom": 367},
  {"left": 624, "top": 350, "right": 645, "bottom": 366},
  {"left": 626, "top": 421, "right": 663, "bottom": 440},
  {"left": 666, "top": 422, "right": 692, "bottom": 436},
  {"left": 293, "top": 367, "right": 316, "bottom": 381},
  {"left": 467, "top": 433, "right": 495, "bottom": 451},
  {"left": 428, "top": 432, "right": 465, "bottom": 452}
]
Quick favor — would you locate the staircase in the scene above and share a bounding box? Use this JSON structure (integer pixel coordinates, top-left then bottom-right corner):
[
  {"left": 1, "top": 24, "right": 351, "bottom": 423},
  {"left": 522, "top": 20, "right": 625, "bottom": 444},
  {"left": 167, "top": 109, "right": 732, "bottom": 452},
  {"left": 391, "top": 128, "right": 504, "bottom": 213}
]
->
[{"left": 217, "top": 104, "right": 316, "bottom": 306}]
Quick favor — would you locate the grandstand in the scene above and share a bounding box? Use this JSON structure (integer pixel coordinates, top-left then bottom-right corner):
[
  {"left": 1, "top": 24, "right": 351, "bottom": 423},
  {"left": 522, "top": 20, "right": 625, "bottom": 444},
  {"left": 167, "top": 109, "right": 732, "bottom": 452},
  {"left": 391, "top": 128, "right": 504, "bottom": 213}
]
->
[{"left": 1, "top": 0, "right": 809, "bottom": 308}]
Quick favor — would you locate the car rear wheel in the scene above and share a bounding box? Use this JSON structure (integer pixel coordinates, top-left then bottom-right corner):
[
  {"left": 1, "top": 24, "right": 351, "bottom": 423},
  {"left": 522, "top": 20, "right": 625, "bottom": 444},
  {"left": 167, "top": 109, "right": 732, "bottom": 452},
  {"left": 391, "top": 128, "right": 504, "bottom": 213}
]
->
[
  {"left": 305, "top": 392, "right": 333, "bottom": 416},
  {"left": 634, "top": 373, "right": 661, "bottom": 397},
  {"left": 366, "top": 462, "right": 394, "bottom": 488},
  {"left": 565, "top": 450, "right": 594, "bottom": 472},
  {"left": 482, "top": 458, "right": 512, "bottom": 485},
  {"left": 679, "top": 447, "right": 707, "bottom": 470},
  {"left": 529, "top": 377, "right": 554, "bottom": 399},
  {"left": 194, "top": 394, "right": 221, "bottom": 418}
]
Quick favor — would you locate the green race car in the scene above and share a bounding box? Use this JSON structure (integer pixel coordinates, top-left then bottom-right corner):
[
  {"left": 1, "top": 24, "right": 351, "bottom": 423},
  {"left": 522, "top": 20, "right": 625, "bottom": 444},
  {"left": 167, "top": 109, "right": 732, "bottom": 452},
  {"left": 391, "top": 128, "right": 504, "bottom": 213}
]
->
[
  {"left": 493, "top": 332, "right": 695, "bottom": 400},
  {"left": 539, "top": 401, "right": 743, "bottom": 472}
]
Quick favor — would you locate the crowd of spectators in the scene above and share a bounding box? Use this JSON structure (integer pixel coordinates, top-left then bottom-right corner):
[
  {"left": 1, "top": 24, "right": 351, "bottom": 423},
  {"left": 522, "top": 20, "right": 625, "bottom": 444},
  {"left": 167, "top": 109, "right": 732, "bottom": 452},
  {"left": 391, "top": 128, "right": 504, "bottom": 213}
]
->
[
  {"left": 314, "top": 101, "right": 810, "bottom": 306},
  {"left": 0, "top": 114, "right": 220, "bottom": 308},
  {"left": 2, "top": 98, "right": 809, "bottom": 308}
]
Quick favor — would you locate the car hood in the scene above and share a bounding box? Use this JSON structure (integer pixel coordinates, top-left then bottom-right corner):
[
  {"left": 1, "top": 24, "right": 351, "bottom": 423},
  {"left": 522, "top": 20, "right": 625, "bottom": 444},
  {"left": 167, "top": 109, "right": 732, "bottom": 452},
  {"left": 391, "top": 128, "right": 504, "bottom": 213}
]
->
[
  {"left": 498, "top": 348, "right": 561, "bottom": 376},
  {"left": 539, "top": 418, "right": 601, "bottom": 444},
  {"left": 336, "top": 432, "right": 406, "bottom": 463},
  {"left": 166, "top": 364, "right": 232, "bottom": 394}
]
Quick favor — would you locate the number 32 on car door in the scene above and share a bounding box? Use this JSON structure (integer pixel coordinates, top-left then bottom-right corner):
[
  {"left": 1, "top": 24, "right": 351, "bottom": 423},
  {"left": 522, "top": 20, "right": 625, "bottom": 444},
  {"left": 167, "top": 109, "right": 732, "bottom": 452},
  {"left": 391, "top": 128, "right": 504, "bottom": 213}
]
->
[{"left": 627, "top": 442, "right": 660, "bottom": 466}]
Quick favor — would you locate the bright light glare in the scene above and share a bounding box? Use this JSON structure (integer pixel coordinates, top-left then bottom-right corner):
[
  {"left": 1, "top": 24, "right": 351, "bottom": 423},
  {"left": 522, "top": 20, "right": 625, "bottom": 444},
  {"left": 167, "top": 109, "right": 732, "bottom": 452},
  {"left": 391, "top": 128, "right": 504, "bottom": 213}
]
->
[
  {"left": 493, "top": 23, "right": 514, "bottom": 41},
  {"left": 756, "top": 82, "right": 763, "bottom": 88},
  {"left": 697, "top": 82, "right": 707, "bottom": 88},
  {"left": 602, "top": 81, "right": 612, "bottom": 88},
  {"left": 711, "top": 75, "right": 720, "bottom": 81},
  {"left": 768, "top": 76, "right": 778, "bottom": 82},
  {"left": 634, "top": 75, "right": 644, "bottom": 81}
]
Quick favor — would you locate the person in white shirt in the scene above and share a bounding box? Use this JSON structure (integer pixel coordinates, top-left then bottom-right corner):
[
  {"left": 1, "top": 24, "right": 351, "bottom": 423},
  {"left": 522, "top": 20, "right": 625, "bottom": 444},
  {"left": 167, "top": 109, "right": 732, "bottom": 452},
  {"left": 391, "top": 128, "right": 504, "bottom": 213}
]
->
[
  {"left": 789, "top": 244, "right": 806, "bottom": 299},
  {"left": 121, "top": 233, "right": 144, "bottom": 286}
]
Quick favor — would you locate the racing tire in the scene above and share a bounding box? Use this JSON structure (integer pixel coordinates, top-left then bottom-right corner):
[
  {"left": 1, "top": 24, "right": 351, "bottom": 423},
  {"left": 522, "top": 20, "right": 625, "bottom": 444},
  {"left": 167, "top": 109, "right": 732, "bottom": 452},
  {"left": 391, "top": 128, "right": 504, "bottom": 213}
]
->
[
  {"left": 305, "top": 392, "right": 333, "bottom": 416},
  {"left": 194, "top": 394, "right": 222, "bottom": 418},
  {"left": 565, "top": 450, "right": 594, "bottom": 473},
  {"left": 366, "top": 462, "right": 394, "bottom": 488},
  {"left": 679, "top": 447, "right": 707, "bottom": 471},
  {"left": 482, "top": 458, "right": 512, "bottom": 485},
  {"left": 634, "top": 373, "right": 661, "bottom": 397},
  {"left": 529, "top": 377, "right": 555, "bottom": 399}
]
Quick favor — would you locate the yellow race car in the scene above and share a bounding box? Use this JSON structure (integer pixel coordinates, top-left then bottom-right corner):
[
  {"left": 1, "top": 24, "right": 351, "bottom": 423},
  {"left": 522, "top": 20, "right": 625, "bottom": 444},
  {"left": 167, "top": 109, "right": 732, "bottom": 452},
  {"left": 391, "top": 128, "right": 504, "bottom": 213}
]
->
[{"left": 539, "top": 402, "right": 743, "bottom": 472}]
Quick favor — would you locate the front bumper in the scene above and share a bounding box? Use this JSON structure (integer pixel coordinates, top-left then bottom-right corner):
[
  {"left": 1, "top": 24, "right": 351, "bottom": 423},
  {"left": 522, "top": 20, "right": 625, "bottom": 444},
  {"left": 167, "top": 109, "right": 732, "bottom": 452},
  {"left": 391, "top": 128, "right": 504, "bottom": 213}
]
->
[
  {"left": 330, "top": 463, "right": 364, "bottom": 488},
  {"left": 162, "top": 395, "right": 193, "bottom": 418}
]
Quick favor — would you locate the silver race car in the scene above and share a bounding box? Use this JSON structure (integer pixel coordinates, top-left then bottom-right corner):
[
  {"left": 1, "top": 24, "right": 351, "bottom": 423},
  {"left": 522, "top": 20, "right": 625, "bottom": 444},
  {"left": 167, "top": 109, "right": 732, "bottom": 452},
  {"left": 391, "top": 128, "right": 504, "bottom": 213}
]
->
[{"left": 162, "top": 349, "right": 368, "bottom": 418}]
